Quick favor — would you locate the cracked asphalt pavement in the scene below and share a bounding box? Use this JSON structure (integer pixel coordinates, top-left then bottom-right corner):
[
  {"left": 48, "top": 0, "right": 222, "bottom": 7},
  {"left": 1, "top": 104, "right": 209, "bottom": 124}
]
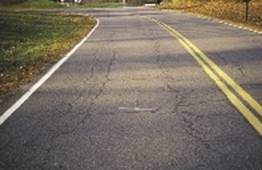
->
[{"left": 0, "top": 7, "right": 261, "bottom": 170}]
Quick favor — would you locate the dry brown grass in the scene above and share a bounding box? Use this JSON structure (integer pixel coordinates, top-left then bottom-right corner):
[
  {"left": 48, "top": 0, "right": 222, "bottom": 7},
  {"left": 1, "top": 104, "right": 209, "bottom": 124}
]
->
[{"left": 160, "top": 0, "right": 262, "bottom": 30}]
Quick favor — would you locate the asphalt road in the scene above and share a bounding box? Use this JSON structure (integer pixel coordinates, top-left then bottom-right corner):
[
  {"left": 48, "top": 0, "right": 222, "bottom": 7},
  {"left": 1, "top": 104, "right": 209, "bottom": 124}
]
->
[{"left": 0, "top": 7, "right": 261, "bottom": 170}]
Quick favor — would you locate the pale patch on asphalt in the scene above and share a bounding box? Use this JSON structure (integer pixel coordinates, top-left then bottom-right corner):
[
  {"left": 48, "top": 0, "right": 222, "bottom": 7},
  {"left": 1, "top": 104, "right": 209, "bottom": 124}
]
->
[{"left": 118, "top": 107, "right": 158, "bottom": 113}]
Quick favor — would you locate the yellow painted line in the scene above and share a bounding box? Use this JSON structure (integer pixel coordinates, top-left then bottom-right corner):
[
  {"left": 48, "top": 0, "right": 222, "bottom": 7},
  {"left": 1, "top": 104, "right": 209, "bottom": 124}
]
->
[
  {"left": 146, "top": 17, "right": 262, "bottom": 135},
  {"left": 149, "top": 17, "right": 262, "bottom": 116},
  {"left": 157, "top": 20, "right": 262, "bottom": 117}
]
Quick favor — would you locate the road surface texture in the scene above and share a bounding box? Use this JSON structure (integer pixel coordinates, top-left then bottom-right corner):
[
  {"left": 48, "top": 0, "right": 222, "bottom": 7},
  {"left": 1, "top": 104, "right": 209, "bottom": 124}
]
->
[{"left": 0, "top": 7, "right": 261, "bottom": 170}]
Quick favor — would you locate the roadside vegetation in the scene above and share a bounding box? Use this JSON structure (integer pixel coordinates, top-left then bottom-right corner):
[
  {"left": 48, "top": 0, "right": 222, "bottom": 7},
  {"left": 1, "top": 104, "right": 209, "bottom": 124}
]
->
[
  {"left": 0, "top": 0, "right": 126, "bottom": 9},
  {"left": 160, "top": 0, "right": 262, "bottom": 30},
  {"left": 0, "top": 0, "right": 64, "bottom": 9},
  {"left": 0, "top": 12, "right": 96, "bottom": 97}
]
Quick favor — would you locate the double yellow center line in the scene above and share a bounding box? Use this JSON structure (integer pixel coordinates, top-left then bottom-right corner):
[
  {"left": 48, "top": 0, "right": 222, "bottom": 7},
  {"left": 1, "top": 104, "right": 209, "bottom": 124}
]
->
[{"left": 145, "top": 16, "right": 262, "bottom": 135}]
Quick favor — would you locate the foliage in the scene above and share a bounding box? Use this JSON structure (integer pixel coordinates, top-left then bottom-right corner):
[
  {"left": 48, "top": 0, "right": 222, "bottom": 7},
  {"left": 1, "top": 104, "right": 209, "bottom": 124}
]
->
[
  {"left": 0, "top": 0, "right": 127, "bottom": 9},
  {"left": 0, "top": 0, "right": 64, "bottom": 9},
  {"left": 160, "top": 0, "right": 262, "bottom": 29}
]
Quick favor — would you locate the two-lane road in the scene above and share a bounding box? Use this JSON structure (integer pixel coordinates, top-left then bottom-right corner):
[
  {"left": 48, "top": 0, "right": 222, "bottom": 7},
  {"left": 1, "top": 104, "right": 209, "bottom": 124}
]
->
[{"left": 0, "top": 7, "right": 261, "bottom": 170}]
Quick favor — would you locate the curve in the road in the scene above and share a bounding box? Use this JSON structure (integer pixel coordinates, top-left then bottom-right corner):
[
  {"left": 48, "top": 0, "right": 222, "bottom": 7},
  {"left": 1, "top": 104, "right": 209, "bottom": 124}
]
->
[{"left": 146, "top": 16, "right": 262, "bottom": 136}]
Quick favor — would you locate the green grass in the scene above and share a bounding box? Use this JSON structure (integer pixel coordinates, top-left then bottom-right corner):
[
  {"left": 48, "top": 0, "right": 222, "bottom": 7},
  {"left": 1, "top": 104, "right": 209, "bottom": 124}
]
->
[
  {"left": 0, "top": 0, "right": 64, "bottom": 9},
  {"left": 0, "top": 12, "right": 96, "bottom": 96},
  {"left": 0, "top": 0, "right": 126, "bottom": 9}
]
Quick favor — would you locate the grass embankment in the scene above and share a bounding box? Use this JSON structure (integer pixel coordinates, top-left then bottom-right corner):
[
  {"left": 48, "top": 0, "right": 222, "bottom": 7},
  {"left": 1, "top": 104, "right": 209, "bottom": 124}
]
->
[
  {"left": 0, "top": 12, "right": 96, "bottom": 97},
  {"left": 0, "top": 0, "right": 64, "bottom": 9},
  {"left": 0, "top": 0, "right": 126, "bottom": 9},
  {"left": 160, "top": 0, "right": 262, "bottom": 30}
]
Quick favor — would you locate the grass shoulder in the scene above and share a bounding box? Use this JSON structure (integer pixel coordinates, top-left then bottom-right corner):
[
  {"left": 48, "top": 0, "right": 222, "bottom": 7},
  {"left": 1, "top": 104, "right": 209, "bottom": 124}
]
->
[
  {"left": 0, "top": 0, "right": 126, "bottom": 9},
  {"left": 0, "top": 0, "right": 64, "bottom": 9},
  {"left": 0, "top": 11, "right": 96, "bottom": 97}
]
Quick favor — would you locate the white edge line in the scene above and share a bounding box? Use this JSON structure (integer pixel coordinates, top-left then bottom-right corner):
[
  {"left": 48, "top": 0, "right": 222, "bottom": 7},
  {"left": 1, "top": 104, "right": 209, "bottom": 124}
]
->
[{"left": 0, "top": 18, "right": 100, "bottom": 125}]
